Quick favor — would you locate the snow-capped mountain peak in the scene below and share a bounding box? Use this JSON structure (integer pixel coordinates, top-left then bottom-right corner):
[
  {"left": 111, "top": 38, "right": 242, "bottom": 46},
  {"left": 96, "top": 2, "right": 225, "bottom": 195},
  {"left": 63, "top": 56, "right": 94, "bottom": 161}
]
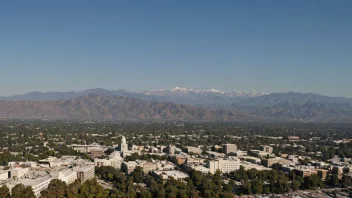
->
[{"left": 142, "top": 87, "right": 266, "bottom": 98}]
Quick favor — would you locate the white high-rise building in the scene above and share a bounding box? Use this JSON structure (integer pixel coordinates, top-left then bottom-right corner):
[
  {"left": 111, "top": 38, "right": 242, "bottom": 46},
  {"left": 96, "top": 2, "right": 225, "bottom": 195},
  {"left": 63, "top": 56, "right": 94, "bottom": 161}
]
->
[
  {"left": 207, "top": 157, "right": 240, "bottom": 174},
  {"left": 120, "top": 136, "right": 128, "bottom": 153}
]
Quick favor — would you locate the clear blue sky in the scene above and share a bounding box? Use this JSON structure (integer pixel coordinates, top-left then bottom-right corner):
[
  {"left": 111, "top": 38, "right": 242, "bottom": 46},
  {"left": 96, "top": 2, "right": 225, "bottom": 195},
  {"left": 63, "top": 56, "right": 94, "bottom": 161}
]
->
[{"left": 0, "top": 1, "right": 351, "bottom": 97}]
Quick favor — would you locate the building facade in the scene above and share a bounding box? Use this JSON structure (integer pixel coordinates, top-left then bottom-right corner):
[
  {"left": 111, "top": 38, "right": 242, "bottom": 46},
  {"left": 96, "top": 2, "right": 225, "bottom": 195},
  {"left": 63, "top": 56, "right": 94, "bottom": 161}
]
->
[
  {"left": 223, "top": 144, "right": 237, "bottom": 154},
  {"left": 207, "top": 157, "right": 240, "bottom": 174}
]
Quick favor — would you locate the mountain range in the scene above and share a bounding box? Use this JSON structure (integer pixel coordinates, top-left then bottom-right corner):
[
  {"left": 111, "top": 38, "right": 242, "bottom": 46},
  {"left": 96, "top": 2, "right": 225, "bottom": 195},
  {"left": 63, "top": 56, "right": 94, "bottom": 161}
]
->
[
  {"left": 0, "top": 88, "right": 352, "bottom": 122},
  {"left": 0, "top": 87, "right": 266, "bottom": 105}
]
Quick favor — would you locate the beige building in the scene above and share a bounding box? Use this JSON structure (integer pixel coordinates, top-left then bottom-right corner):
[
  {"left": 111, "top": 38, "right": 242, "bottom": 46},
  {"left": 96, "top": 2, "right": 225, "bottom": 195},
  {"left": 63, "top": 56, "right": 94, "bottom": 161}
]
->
[
  {"left": 122, "top": 161, "right": 138, "bottom": 174},
  {"left": 185, "top": 146, "right": 202, "bottom": 155},
  {"left": 140, "top": 162, "right": 157, "bottom": 173},
  {"left": 10, "top": 167, "right": 29, "bottom": 179},
  {"left": 223, "top": 144, "right": 237, "bottom": 154},
  {"left": 207, "top": 157, "right": 240, "bottom": 174},
  {"left": 261, "top": 157, "right": 295, "bottom": 167},
  {"left": 262, "top": 145, "right": 273, "bottom": 154}
]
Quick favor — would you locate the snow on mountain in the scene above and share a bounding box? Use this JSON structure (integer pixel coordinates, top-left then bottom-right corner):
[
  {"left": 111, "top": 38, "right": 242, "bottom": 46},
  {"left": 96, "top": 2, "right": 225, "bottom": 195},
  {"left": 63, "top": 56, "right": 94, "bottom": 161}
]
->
[{"left": 142, "top": 87, "right": 266, "bottom": 98}]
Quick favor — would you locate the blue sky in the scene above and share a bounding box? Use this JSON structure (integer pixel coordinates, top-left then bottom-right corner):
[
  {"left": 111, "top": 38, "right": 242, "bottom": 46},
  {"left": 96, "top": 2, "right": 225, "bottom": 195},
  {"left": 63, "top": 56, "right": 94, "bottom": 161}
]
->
[{"left": 0, "top": 1, "right": 351, "bottom": 97}]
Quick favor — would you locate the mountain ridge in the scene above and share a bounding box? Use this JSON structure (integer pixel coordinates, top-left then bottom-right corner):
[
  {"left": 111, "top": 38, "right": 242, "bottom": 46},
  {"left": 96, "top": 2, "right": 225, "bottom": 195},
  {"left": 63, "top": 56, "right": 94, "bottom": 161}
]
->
[{"left": 1, "top": 89, "right": 352, "bottom": 122}]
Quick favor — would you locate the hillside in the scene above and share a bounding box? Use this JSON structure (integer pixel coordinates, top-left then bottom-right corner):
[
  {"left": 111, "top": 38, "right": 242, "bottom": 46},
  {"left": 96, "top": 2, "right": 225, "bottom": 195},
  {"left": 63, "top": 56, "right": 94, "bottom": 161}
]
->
[{"left": 0, "top": 94, "right": 252, "bottom": 121}]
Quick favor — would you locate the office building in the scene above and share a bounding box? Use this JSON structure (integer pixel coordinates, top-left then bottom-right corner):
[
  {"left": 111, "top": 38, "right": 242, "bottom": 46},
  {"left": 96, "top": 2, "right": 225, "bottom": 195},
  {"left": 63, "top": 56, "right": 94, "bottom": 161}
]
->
[
  {"left": 206, "top": 157, "right": 240, "bottom": 174},
  {"left": 223, "top": 144, "right": 237, "bottom": 154}
]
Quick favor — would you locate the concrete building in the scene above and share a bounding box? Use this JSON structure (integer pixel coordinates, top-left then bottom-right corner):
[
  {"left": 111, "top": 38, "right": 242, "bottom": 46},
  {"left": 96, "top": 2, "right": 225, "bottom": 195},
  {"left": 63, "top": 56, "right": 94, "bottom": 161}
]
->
[
  {"left": 152, "top": 170, "right": 189, "bottom": 181},
  {"left": 8, "top": 161, "right": 37, "bottom": 168},
  {"left": 10, "top": 167, "right": 29, "bottom": 179},
  {"left": 206, "top": 151, "right": 226, "bottom": 158},
  {"left": 139, "top": 161, "right": 157, "bottom": 174},
  {"left": 183, "top": 164, "right": 210, "bottom": 174},
  {"left": 122, "top": 161, "right": 138, "bottom": 174},
  {"left": 51, "top": 169, "right": 77, "bottom": 185},
  {"left": 262, "top": 145, "right": 273, "bottom": 154},
  {"left": 317, "top": 169, "right": 329, "bottom": 180},
  {"left": 223, "top": 144, "right": 237, "bottom": 154},
  {"left": 185, "top": 146, "right": 202, "bottom": 155},
  {"left": 261, "top": 157, "right": 295, "bottom": 167},
  {"left": 295, "top": 168, "right": 317, "bottom": 177},
  {"left": 167, "top": 145, "right": 175, "bottom": 155},
  {"left": 206, "top": 157, "right": 240, "bottom": 174},
  {"left": 7, "top": 175, "right": 52, "bottom": 197},
  {"left": 70, "top": 142, "right": 105, "bottom": 154},
  {"left": 239, "top": 156, "right": 261, "bottom": 164},
  {"left": 94, "top": 151, "right": 123, "bottom": 169},
  {"left": 90, "top": 148, "right": 104, "bottom": 158},
  {"left": 288, "top": 136, "right": 300, "bottom": 141},
  {"left": 240, "top": 161, "right": 271, "bottom": 171},
  {"left": 77, "top": 166, "right": 95, "bottom": 184},
  {"left": 0, "top": 170, "right": 9, "bottom": 180}
]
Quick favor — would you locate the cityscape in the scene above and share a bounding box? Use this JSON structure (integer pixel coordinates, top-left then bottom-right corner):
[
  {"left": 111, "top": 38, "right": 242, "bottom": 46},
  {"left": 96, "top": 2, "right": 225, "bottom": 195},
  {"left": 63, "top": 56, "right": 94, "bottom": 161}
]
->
[
  {"left": 1, "top": 1, "right": 352, "bottom": 198},
  {"left": 0, "top": 121, "right": 351, "bottom": 197}
]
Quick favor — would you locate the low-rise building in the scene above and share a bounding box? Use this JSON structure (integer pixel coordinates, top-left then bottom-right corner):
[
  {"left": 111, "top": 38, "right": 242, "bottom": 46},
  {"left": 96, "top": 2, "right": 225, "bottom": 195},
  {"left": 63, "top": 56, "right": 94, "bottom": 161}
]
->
[
  {"left": 261, "top": 157, "right": 295, "bottom": 167},
  {"left": 138, "top": 161, "right": 157, "bottom": 174},
  {"left": 240, "top": 161, "right": 271, "bottom": 171},
  {"left": 7, "top": 175, "right": 52, "bottom": 197},
  {"left": 185, "top": 146, "right": 202, "bottom": 155},
  {"left": 152, "top": 170, "right": 189, "bottom": 181},
  {"left": 94, "top": 151, "right": 123, "bottom": 169},
  {"left": 122, "top": 161, "right": 138, "bottom": 174},
  {"left": 0, "top": 170, "right": 9, "bottom": 180},
  {"left": 10, "top": 167, "right": 29, "bottom": 179}
]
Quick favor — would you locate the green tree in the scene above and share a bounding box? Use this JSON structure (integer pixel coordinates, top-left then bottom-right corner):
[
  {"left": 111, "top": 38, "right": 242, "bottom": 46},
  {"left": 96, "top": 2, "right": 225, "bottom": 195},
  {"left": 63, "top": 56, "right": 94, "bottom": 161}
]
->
[{"left": 0, "top": 185, "right": 10, "bottom": 198}]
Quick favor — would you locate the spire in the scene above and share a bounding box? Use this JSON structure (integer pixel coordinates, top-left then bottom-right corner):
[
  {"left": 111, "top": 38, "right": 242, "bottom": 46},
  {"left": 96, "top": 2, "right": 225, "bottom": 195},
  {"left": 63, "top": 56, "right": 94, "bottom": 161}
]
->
[{"left": 122, "top": 136, "right": 126, "bottom": 144}]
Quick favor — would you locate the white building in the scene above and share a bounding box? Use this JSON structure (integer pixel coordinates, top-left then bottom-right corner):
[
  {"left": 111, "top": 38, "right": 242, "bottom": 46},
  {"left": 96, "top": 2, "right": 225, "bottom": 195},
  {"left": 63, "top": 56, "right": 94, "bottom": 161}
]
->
[
  {"left": 10, "top": 167, "right": 29, "bottom": 179},
  {"left": 152, "top": 170, "right": 189, "bottom": 181},
  {"left": 207, "top": 157, "right": 240, "bottom": 174},
  {"left": 185, "top": 146, "right": 202, "bottom": 155},
  {"left": 94, "top": 151, "right": 123, "bottom": 169},
  {"left": 120, "top": 136, "right": 128, "bottom": 153},
  {"left": 0, "top": 170, "right": 9, "bottom": 180},
  {"left": 76, "top": 165, "right": 95, "bottom": 184},
  {"left": 50, "top": 169, "right": 77, "bottom": 185},
  {"left": 7, "top": 175, "right": 52, "bottom": 197},
  {"left": 8, "top": 161, "right": 37, "bottom": 168}
]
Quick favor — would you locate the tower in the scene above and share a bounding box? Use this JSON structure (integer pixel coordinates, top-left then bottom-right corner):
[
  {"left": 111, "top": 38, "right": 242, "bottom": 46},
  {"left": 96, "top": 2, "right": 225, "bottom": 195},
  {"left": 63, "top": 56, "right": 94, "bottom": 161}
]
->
[{"left": 120, "top": 136, "right": 128, "bottom": 153}]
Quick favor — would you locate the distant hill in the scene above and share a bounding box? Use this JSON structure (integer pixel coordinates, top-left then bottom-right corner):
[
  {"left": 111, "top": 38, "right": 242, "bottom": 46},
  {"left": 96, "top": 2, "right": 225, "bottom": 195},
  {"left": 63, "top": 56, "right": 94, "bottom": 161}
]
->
[
  {"left": 228, "top": 92, "right": 352, "bottom": 122},
  {"left": 0, "top": 94, "right": 253, "bottom": 121}
]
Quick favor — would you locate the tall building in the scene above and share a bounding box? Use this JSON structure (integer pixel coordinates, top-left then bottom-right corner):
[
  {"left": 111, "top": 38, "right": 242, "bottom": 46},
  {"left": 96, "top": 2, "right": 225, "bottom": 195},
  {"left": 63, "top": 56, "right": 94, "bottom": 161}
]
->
[
  {"left": 77, "top": 166, "right": 95, "bottom": 184},
  {"left": 223, "top": 144, "right": 237, "bottom": 154},
  {"left": 206, "top": 157, "right": 240, "bottom": 174},
  {"left": 167, "top": 145, "right": 175, "bottom": 155},
  {"left": 120, "top": 136, "right": 128, "bottom": 153},
  {"left": 262, "top": 145, "right": 273, "bottom": 153}
]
